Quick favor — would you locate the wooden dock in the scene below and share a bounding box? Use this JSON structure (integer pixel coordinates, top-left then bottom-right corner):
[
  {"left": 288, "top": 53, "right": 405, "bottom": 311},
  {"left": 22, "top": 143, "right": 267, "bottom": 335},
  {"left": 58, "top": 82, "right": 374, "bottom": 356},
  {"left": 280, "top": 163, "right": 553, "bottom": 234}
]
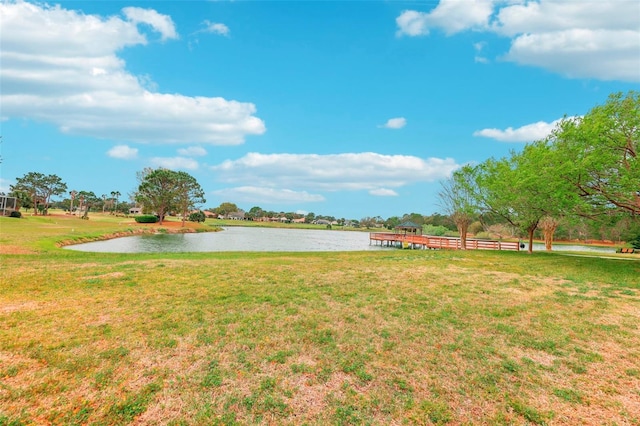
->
[{"left": 369, "top": 233, "right": 520, "bottom": 251}]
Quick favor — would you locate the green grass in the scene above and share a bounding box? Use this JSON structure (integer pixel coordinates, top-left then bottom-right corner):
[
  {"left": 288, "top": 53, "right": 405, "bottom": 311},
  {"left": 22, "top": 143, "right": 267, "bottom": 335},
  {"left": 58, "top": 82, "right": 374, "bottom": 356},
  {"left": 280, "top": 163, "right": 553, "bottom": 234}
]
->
[{"left": 0, "top": 214, "right": 639, "bottom": 424}]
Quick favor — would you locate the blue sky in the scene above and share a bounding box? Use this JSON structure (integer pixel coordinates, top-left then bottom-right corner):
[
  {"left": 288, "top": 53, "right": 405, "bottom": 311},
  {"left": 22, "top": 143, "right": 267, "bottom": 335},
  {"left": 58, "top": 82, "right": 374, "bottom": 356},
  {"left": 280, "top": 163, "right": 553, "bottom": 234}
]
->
[{"left": 1, "top": 0, "right": 638, "bottom": 220}]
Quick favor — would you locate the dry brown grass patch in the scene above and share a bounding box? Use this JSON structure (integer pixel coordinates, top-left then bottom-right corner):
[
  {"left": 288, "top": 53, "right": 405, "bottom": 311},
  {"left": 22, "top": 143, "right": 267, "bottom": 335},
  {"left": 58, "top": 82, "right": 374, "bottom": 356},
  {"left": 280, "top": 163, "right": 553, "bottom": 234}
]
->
[{"left": 0, "top": 245, "right": 37, "bottom": 254}]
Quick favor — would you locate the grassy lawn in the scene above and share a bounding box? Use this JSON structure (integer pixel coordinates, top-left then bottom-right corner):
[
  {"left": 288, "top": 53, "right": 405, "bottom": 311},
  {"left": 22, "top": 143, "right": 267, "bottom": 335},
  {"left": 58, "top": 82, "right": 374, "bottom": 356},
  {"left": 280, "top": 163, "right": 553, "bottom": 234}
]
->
[{"left": 0, "top": 214, "right": 639, "bottom": 425}]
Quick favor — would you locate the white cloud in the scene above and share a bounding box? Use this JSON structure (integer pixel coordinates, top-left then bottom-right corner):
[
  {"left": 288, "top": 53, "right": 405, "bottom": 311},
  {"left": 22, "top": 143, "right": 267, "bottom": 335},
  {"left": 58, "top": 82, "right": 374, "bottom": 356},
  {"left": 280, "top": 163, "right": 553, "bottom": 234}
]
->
[
  {"left": 213, "top": 186, "right": 325, "bottom": 204},
  {"left": 396, "top": 0, "right": 494, "bottom": 36},
  {"left": 177, "top": 146, "right": 208, "bottom": 157},
  {"left": 396, "top": 10, "right": 430, "bottom": 37},
  {"left": 201, "top": 20, "right": 230, "bottom": 36},
  {"left": 0, "top": 2, "right": 266, "bottom": 144},
  {"left": 396, "top": 0, "right": 640, "bottom": 82},
  {"left": 122, "top": 7, "right": 178, "bottom": 41},
  {"left": 107, "top": 144, "right": 138, "bottom": 159},
  {"left": 380, "top": 117, "right": 407, "bottom": 129},
  {"left": 150, "top": 156, "right": 199, "bottom": 170},
  {"left": 369, "top": 188, "right": 398, "bottom": 197},
  {"left": 491, "top": 1, "right": 640, "bottom": 37},
  {"left": 211, "top": 152, "right": 459, "bottom": 191},
  {"left": 473, "top": 117, "right": 574, "bottom": 142},
  {"left": 505, "top": 29, "right": 640, "bottom": 81}
]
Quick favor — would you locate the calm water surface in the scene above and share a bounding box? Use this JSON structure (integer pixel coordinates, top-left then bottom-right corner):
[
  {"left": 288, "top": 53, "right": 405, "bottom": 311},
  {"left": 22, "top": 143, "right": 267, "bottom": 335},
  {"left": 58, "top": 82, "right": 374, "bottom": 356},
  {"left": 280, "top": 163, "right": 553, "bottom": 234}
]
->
[
  {"left": 64, "top": 226, "right": 616, "bottom": 254},
  {"left": 64, "top": 227, "right": 382, "bottom": 253}
]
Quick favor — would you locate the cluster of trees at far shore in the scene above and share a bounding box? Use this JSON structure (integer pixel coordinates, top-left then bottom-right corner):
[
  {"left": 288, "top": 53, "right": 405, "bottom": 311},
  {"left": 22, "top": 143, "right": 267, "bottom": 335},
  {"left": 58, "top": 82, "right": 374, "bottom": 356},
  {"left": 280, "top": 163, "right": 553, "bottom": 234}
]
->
[
  {"left": 6, "top": 172, "right": 124, "bottom": 219},
  {"left": 439, "top": 91, "right": 639, "bottom": 253},
  {"left": 6, "top": 168, "right": 205, "bottom": 227},
  {"left": 4, "top": 92, "right": 638, "bottom": 246}
]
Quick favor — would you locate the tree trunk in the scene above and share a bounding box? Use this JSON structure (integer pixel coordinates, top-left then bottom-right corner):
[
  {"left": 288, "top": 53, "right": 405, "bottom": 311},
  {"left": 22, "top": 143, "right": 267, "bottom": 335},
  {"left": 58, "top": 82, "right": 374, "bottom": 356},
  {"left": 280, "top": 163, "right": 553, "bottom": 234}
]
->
[
  {"left": 457, "top": 222, "right": 469, "bottom": 250},
  {"left": 539, "top": 216, "right": 559, "bottom": 251},
  {"left": 453, "top": 213, "right": 471, "bottom": 250},
  {"left": 527, "top": 225, "right": 536, "bottom": 254},
  {"left": 157, "top": 206, "right": 164, "bottom": 225}
]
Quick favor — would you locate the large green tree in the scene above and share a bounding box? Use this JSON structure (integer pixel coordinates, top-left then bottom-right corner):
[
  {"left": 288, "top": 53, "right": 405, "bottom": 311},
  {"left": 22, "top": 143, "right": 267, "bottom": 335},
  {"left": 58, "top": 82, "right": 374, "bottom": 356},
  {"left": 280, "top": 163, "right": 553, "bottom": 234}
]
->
[
  {"left": 136, "top": 168, "right": 205, "bottom": 225},
  {"left": 550, "top": 91, "right": 639, "bottom": 216},
  {"left": 476, "top": 141, "right": 574, "bottom": 253},
  {"left": 247, "top": 206, "right": 265, "bottom": 221},
  {"left": 136, "top": 169, "right": 178, "bottom": 225},
  {"left": 174, "top": 171, "right": 206, "bottom": 227},
  {"left": 77, "top": 190, "right": 100, "bottom": 219},
  {"left": 40, "top": 174, "right": 67, "bottom": 215},
  {"left": 477, "top": 156, "right": 541, "bottom": 253},
  {"left": 214, "top": 202, "right": 240, "bottom": 217},
  {"left": 10, "top": 173, "right": 42, "bottom": 215},
  {"left": 10, "top": 172, "right": 67, "bottom": 215}
]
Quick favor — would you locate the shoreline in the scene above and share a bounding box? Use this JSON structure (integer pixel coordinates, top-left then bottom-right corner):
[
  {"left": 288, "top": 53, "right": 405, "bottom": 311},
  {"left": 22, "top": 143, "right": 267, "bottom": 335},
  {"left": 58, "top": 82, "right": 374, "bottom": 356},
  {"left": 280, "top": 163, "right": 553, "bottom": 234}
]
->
[{"left": 56, "top": 224, "right": 218, "bottom": 248}]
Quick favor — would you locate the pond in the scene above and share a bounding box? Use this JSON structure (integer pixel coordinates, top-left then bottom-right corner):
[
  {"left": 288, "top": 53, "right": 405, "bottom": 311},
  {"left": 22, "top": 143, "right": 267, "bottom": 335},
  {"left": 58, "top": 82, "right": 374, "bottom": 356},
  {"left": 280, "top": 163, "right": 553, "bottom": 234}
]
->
[
  {"left": 64, "top": 226, "right": 617, "bottom": 254},
  {"left": 64, "top": 226, "right": 383, "bottom": 253}
]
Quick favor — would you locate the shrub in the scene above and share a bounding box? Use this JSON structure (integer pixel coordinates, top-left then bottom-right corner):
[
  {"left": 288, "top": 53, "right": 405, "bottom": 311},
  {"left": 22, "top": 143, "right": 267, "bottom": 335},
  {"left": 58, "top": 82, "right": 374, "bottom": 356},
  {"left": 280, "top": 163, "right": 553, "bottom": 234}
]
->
[
  {"left": 630, "top": 234, "right": 640, "bottom": 250},
  {"left": 189, "top": 211, "right": 206, "bottom": 223},
  {"left": 468, "top": 221, "right": 484, "bottom": 235},
  {"left": 422, "top": 224, "right": 449, "bottom": 236},
  {"left": 9, "top": 211, "right": 22, "bottom": 218},
  {"left": 134, "top": 215, "right": 158, "bottom": 223}
]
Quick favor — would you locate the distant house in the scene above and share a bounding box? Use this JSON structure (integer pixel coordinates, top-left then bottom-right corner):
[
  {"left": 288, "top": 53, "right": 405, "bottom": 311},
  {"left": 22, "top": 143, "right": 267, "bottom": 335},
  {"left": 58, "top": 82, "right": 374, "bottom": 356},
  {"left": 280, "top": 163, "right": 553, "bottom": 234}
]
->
[
  {"left": 292, "top": 217, "right": 306, "bottom": 224},
  {"left": 314, "top": 219, "right": 331, "bottom": 225},
  {"left": 227, "top": 211, "right": 246, "bottom": 220},
  {"left": 129, "top": 207, "right": 142, "bottom": 215}
]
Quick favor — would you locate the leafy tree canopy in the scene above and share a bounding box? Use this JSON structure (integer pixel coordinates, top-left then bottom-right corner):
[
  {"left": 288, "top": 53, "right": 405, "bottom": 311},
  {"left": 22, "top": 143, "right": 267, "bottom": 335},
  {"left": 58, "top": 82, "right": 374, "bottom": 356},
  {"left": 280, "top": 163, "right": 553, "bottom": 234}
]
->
[
  {"left": 10, "top": 172, "right": 67, "bottom": 215},
  {"left": 550, "top": 91, "right": 639, "bottom": 216},
  {"left": 136, "top": 168, "right": 205, "bottom": 225},
  {"left": 213, "top": 202, "right": 240, "bottom": 217}
]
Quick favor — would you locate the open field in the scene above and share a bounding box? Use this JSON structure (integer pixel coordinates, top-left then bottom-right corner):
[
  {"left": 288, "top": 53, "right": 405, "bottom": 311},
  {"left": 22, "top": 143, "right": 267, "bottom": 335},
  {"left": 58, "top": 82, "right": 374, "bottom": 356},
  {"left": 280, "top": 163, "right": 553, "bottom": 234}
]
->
[{"left": 0, "top": 214, "right": 639, "bottom": 425}]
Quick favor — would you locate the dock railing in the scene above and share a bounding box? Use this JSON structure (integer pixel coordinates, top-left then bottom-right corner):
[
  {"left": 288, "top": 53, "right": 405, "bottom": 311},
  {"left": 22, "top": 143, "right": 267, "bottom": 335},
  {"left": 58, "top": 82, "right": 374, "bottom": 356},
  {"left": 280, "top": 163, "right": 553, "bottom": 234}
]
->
[{"left": 369, "top": 233, "right": 520, "bottom": 251}]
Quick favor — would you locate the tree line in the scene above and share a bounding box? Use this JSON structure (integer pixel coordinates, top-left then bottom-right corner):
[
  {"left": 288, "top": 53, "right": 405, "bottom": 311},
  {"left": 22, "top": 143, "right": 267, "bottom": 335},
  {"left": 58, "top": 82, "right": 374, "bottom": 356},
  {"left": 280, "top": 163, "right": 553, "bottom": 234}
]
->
[
  {"left": 6, "top": 168, "right": 206, "bottom": 226},
  {"left": 439, "top": 91, "right": 639, "bottom": 253},
  {"left": 7, "top": 172, "right": 126, "bottom": 219}
]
